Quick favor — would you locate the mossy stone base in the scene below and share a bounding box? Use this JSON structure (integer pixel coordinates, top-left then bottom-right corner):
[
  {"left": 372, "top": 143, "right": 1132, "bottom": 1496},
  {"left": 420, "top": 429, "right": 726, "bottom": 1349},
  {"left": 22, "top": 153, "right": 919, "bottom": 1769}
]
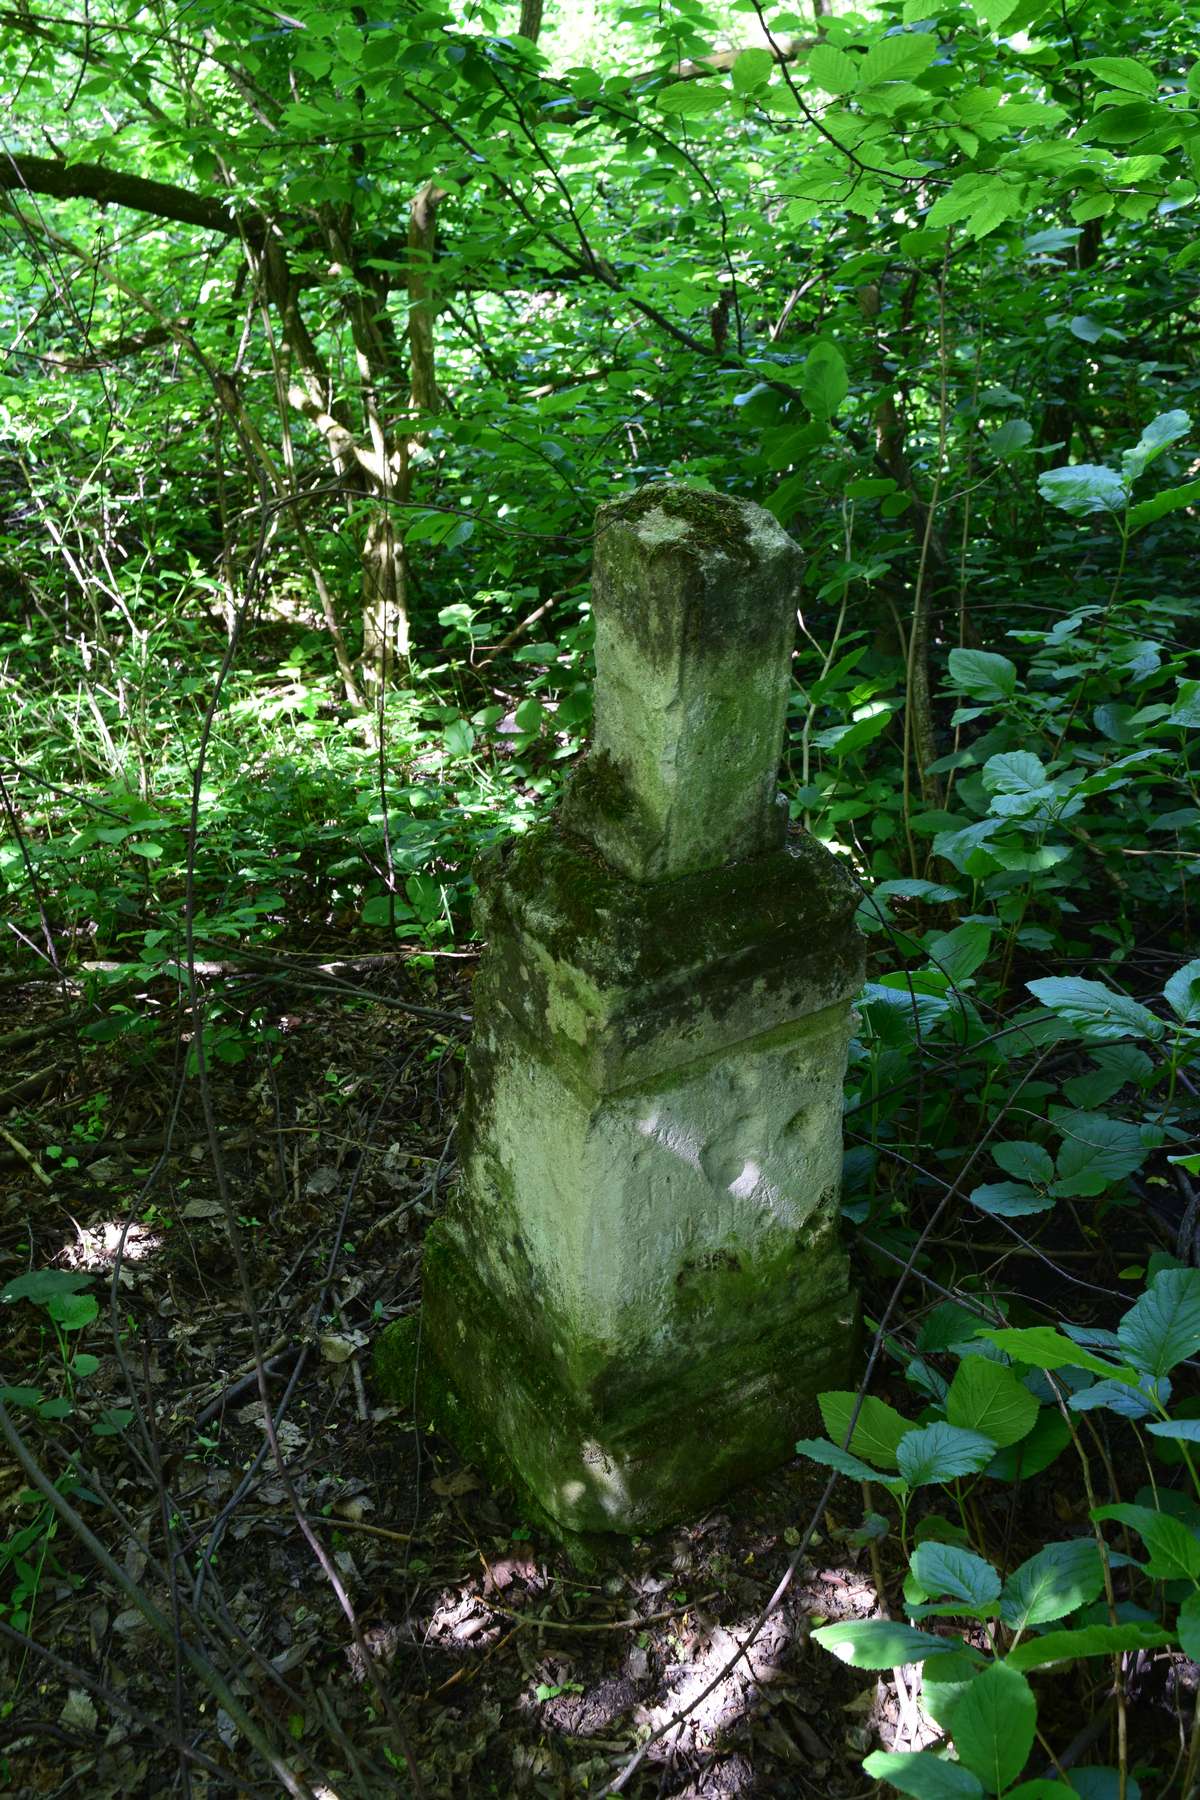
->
[
  {"left": 417, "top": 1214, "right": 855, "bottom": 1536},
  {"left": 415, "top": 826, "right": 862, "bottom": 1536}
]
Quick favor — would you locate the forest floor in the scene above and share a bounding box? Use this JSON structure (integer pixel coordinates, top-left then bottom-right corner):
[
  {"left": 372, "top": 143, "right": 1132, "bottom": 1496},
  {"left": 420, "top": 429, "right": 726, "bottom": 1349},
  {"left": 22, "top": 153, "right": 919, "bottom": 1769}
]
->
[{"left": 0, "top": 949, "right": 1192, "bottom": 1797}]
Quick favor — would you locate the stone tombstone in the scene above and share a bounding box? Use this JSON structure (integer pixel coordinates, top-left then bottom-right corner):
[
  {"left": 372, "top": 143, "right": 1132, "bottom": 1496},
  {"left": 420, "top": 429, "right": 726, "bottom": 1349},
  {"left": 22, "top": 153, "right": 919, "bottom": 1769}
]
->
[{"left": 420, "top": 484, "right": 863, "bottom": 1535}]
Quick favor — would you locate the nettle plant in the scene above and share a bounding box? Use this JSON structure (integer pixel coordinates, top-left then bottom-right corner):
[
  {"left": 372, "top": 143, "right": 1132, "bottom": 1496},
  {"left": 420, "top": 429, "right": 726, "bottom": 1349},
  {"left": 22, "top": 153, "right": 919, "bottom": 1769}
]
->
[{"left": 798, "top": 1264, "right": 1200, "bottom": 1798}]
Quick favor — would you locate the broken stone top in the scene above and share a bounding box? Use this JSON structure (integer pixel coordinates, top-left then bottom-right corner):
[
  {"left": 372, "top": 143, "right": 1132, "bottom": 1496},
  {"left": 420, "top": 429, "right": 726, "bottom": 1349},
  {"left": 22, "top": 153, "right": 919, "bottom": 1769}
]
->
[{"left": 561, "top": 483, "right": 803, "bottom": 883}]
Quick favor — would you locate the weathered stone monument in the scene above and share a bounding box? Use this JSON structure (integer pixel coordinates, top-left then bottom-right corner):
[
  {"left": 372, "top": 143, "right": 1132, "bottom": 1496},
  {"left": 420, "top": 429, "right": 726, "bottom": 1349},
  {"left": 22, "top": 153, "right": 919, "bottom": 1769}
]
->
[{"left": 416, "top": 484, "right": 863, "bottom": 1534}]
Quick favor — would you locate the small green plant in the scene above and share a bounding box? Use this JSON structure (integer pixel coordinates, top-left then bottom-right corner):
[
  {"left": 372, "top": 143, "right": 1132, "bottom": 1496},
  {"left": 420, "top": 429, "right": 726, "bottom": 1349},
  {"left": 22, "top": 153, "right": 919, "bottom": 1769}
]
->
[{"left": 799, "top": 1265, "right": 1200, "bottom": 1796}]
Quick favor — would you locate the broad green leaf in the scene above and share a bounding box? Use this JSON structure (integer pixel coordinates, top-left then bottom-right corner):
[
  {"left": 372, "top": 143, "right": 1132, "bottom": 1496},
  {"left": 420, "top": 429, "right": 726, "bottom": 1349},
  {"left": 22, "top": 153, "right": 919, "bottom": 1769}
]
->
[
  {"left": 1069, "top": 1376, "right": 1162, "bottom": 1418},
  {"left": 813, "top": 1619, "right": 956, "bottom": 1668},
  {"left": 807, "top": 43, "right": 858, "bottom": 94},
  {"left": 978, "top": 1327, "right": 1136, "bottom": 1384},
  {"left": 928, "top": 174, "right": 1017, "bottom": 240},
  {"left": 951, "top": 1661, "right": 1035, "bottom": 1794},
  {"left": 818, "top": 1391, "right": 913, "bottom": 1471},
  {"left": 655, "top": 80, "right": 724, "bottom": 115},
  {"left": 1146, "top": 1418, "right": 1200, "bottom": 1443},
  {"left": 0, "top": 1387, "right": 43, "bottom": 1408},
  {"left": 1026, "top": 977, "right": 1163, "bottom": 1043},
  {"left": 731, "top": 47, "right": 774, "bottom": 93},
  {"left": 1000, "top": 1539, "right": 1104, "bottom": 1630},
  {"left": 897, "top": 1423, "right": 997, "bottom": 1487},
  {"left": 862, "top": 1751, "right": 983, "bottom": 1799},
  {"left": 921, "top": 1650, "right": 983, "bottom": 1729},
  {"left": 46, "top": 1293, "right": 98, "bottom": 1331},
  {"left": 947, "top": 649, "right": 1016, "bottom": 702},
  {"left": 1092, "top": 1503, "right": 1200, "bottom": 1580},
  {"left": 975, "top": 0, "right": 1019, "bottom": 25},
  {"left": 1069, "top": 316, "right": 1105, "bottom": 344},
  {"left": 1169, "top": 679, "right": 1200, "bottom": 728},
  {"left": 1164, "top": 958, "right": 1200, "bottom": 1023},
  {"left": 987, "top": 419, "right": 1033, "bottom": 458},
  {"left": 969, "top": 1182, "right": 1053, "bottom": 1218},
  {"left": 981, "top": 752, "right": 1047, "bottom": 796},
  {"left": 442, "top": 718, "right": 475, "bottom": 757},
  {"left": 993, "top": 1141, "right": 1053, "bottom": 1185},
  {"left": 802, "top": 340, "right": 849, "bottom": 420},
  {"left": 1117, "top": 1269, "right": 1200, "bottom": 1376},
  {"left": 926, "top": 922, "right": 992, "bottom": 983},
  {"left": 2, "top": 1270, "right": 94, "bottom": 1305},
  {"left": 1037, "top": 464, "right": 1128, "bottom": 517},
  {"left": 1004, "top": 1787, "right": 1077, "bottom": 1799},
  {"left": 1077, "top": 57, "right": 1157, "bottom": 97},
  {"left": 911, "top": 1542, "right": 1001, "bottom": 1613},
  {"left": 986, "top": 1409, "right": 1072, "bottom": 1482},
  {"left": 794, "top": 1437, "right": 889, "bottom": 1484},
  {"left": 1053, "top": 1111, "right": 1148, "bottom": 1196},
  {"left": 1006, "top": 1622, "right": 1173, "bottom": 1670},
  {"left": 1128, "top": 477, "right": 1200, "bottom": 532},
  {"left": 859, "top": 31, "right": 938, "bottom": 87},
  {"left": 1121, "top": 410, "right": 1190, "bottom": 482},
  {"left": 1178, "top": 1591, "right": 1200, "bottom": 1661},
  {"left": 946, "top": 1359, "right": 1039, "bottom": 1448}
]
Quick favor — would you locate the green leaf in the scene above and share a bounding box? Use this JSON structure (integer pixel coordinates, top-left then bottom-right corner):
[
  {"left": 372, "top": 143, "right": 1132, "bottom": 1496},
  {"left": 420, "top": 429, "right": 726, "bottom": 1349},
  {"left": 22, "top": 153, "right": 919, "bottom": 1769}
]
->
[
  {"left": 46, "top": 1293, "right": 98, "bottom": 1331},
  {"left": 928, "top": 175, "right": 1018, "bottom": 241},
  {"left": 974, "top": 0, "right": 1019, "bottom": 26},
  {"left": 818, "top": 1391, "right": 913, "bottom": 1471},
  {"left": 0, "top": 1387, "right": 44, "bottom": 1408},
  {"left": 978, "top": 1327, "right": 1136, "bottom": 1384},
  {"left": 731, "top": 47, "right": 774, "bottom": 93},
  {"left": 969, "top": 1182, "right": 1054, "bottom": 1218},
  {"left": 1092, "top": 1504, "right": 1200, "bottom": 1580},
  {"left": 1164, "top": 958, "right": 1200, "bottom": 1023},
  {"left": 987, "top": 419, "right": 1033, "bottom": 458},
  {"left": 911, "top": 1541, "right": 1001, "bottom": 1613},
  {"left": 442, "top": 718, "right": 475, "bottom": 757},
  {"left": 862, "top": 1751, "right": 983, "bottom": 1799},
  {"left": 858, "top": 31, "right": 938, "bottom": 87},
  {"left": 807, "top": 43, "right": 858, "bottom": 94},
  {"left": 1026, "top": 977, "right": 1163, "bottom": 1043},
  {"left": 1116, "top": 1269, "right": 1200, "bottom": 1376},
  {"left": 993, "top": 1141, "right": 1054, "bottom": 1185},
  {"left": 1007, "top": 1622, "right": 1173, "bottom": 1670},
  {"left": 947, "top": 649, "right": 1016, "bottom": 702},
  {"left": 897, "top": 1422, "right": 997, "bottom": 1487},
  {"left": 1053, "top": 1111, "right": 1148, "bottom": 1196},
  {"left": 950, "top": 1662, "right": 1036, "bottom": 1794},
  {"left": 2, "top": 1270, "right": 93, "bottom": 1305},
  {"left": 1121, "top": 410, "right": 1190, "bottom": 482},
  {"left": 1037, "top": 465, "right": 1128, "bottom": 517},
  {"left": 1169, "top": 679, "right": 1200, "bottom": 728},
  {"left": 926, "top": 921, "right": 992, "bottom": 983},
  {"left": 1127, "top": 477, "right": 1200, "bottom": 533},
  {"left": 812, "top": 1619, "right": 956, "bottom": 1668},
  {"left": 1077, "top": 57, "right": 1157, "bottom": 97},
  {"left": 802, "top": 340, "right": 849, "bottom": 420},
  {"left": 794, "top": 1437, "right": 888, "bottom": 1484},
  {"left": 1069, "top": 316, "right": 1105, "bottom": 344},
  {"left": 1178, "top": 1592, "right": 1200, "bottom": 1661},
  {"left": 986, "top": 1409, "right": 1072, "bottom": 1482},
  {"left": 655, "top": 79, "right": 724, "bottom": 115},
  {"left": 946, "top": 1359, "right": 1040, "bottom": 1448},
  {"left": 981, "top": 752, "right": 1047, "bottom": 797},
  {"left": 1000, "top": 1539, "right": 1105, "bottom": 1630},
  {"left": 1146, "top": 1418, "right": 1200, "bottom": 1443},
  {"left": 921, "top": 1650, "right": 982, "bottom": 1729}
]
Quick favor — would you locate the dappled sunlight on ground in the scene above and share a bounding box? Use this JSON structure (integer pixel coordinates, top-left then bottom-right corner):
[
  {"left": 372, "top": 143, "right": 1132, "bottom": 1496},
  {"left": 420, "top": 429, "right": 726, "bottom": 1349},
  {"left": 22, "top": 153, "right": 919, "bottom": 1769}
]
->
[{"left": 59, "top": 1216, "right": 162, "bottom": 1269}]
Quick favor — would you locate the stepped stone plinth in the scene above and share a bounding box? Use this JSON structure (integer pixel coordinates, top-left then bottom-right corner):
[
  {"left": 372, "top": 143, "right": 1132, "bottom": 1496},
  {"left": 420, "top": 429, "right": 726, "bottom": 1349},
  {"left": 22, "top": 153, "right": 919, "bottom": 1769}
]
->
[{"left": 392, "top": 484, "right": 863, "bottom": 1534}]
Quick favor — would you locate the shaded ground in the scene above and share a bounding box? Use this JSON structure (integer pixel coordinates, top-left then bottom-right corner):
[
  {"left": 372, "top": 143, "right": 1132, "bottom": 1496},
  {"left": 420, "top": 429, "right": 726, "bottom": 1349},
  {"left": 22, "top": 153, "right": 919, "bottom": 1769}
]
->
[{"left": 0, "top": 952, "right": 1193, "bottom": 1796}]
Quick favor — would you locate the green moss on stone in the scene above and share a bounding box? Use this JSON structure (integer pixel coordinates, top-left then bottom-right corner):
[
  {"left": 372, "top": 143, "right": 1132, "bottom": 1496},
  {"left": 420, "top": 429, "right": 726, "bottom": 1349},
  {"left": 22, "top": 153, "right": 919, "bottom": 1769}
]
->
[{"left": 601, "top": 483, "right": 756, "bottom": 567}]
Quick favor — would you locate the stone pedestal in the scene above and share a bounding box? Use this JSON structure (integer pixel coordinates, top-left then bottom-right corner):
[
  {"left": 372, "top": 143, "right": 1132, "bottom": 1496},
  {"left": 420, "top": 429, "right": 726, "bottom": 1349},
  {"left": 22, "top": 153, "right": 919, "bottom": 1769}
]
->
[{"left": 415, "top": 485, "right": 863, "bottom": 1534}]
